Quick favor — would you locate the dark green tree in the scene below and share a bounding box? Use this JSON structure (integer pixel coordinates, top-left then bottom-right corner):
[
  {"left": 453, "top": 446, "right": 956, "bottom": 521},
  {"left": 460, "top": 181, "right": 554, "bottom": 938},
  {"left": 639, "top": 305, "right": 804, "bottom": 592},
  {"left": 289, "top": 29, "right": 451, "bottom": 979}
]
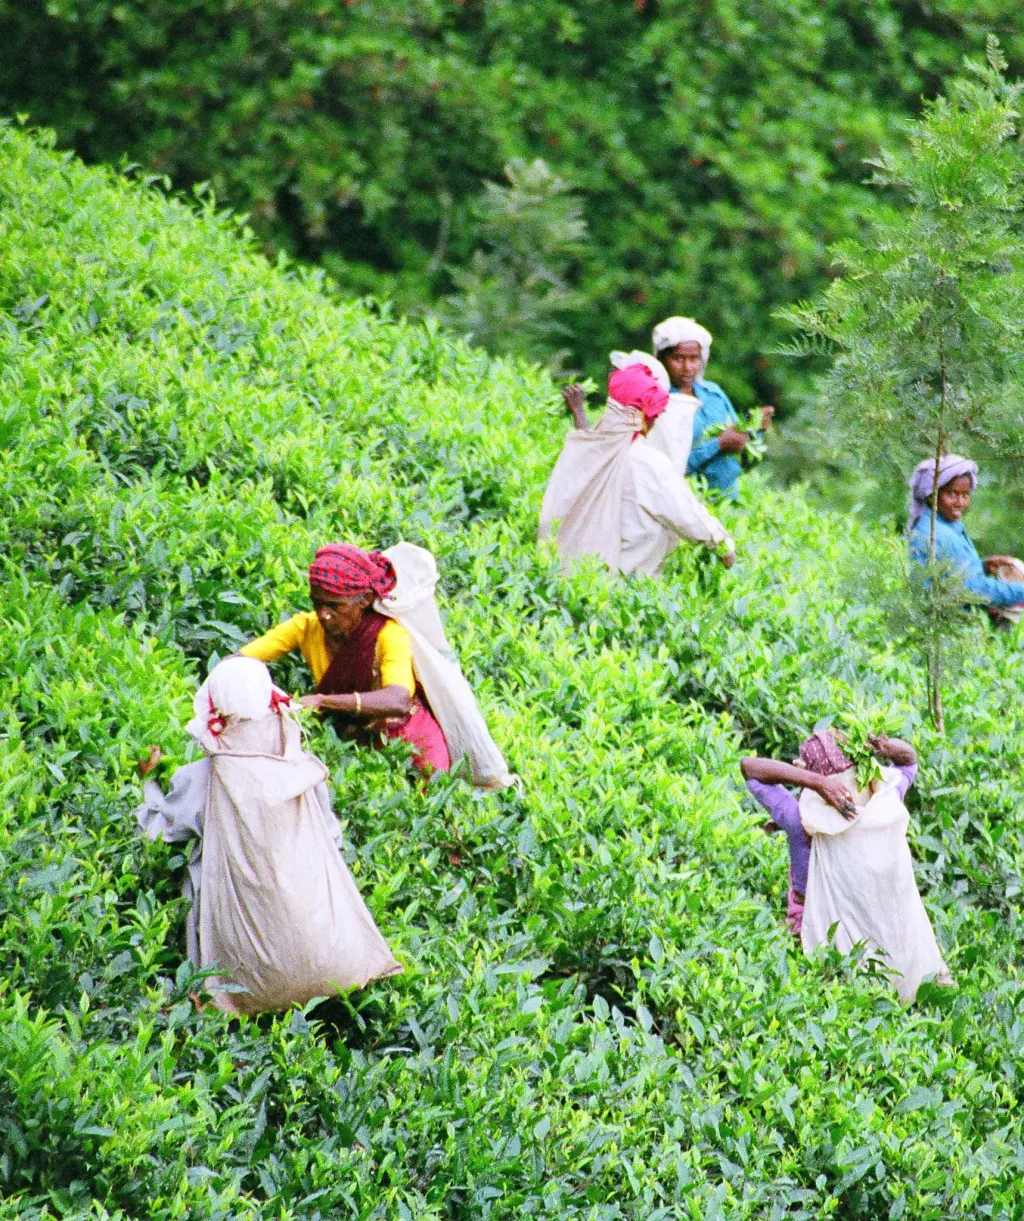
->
[
  {"left": 439, "top": 158, "right": 587, "bottom": 370},
  {"left": 2, "top": 0, "right": 1023, "bottom": 394},
  {"left": 781, "top": 40, "right": 1024, "bottom": 729}
]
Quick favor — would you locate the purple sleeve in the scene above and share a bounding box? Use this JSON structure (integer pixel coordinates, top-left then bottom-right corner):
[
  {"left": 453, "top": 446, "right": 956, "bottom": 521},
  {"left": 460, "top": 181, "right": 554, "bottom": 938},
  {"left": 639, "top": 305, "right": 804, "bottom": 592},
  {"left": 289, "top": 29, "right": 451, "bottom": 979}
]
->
[
  {"left": 894, "top": 762, "right": 917, "bottom": 800},
  {"left": 746, "top": 778, "right": 810, "bottom": 897},
  {"left": 746, "top": 779, "right": 800, "bottom": 830}
]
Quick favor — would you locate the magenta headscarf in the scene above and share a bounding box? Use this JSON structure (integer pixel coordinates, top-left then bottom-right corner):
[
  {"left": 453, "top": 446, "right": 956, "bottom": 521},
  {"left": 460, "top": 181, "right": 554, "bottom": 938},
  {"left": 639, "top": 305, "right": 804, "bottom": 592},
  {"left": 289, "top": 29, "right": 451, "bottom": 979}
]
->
[
  {"left": 799, "top": 729, "right": 852, "bottom": 777},
  {"left": 608, "top": 364, "right": 669, "bottom": 422},
  {"left": 907, "top": 455, "right": 978, "bottom": 532}
]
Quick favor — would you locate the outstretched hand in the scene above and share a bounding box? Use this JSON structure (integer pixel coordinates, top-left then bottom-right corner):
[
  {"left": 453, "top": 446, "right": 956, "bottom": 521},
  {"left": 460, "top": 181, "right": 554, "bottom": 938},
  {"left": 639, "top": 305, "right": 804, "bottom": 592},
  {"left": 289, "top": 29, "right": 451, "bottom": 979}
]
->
[
  {"left": 298, "top": 694, "right": 325, "bottom": 710},
  {"left": 138, "top": 745, "right": 162, "bottom": 778},
  {"left": 719, "top": 550, "right": 736, "bottom": 569}
]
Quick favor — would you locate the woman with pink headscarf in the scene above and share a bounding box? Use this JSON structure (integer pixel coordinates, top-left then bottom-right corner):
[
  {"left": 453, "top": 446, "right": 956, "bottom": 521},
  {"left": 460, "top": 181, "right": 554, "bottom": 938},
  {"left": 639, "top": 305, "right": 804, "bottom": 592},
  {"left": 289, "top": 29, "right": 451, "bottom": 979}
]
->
[{"left": 540, "top": 364, "right": 735, "bottom": 576}]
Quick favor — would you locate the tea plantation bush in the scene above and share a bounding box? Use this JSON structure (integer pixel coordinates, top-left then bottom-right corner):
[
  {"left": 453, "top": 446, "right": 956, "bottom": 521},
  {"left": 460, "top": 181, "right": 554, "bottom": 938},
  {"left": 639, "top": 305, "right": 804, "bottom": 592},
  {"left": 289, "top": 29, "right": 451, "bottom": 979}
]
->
[{"left": 3, "top": 125, "right": 1024, "bottom": 1219}]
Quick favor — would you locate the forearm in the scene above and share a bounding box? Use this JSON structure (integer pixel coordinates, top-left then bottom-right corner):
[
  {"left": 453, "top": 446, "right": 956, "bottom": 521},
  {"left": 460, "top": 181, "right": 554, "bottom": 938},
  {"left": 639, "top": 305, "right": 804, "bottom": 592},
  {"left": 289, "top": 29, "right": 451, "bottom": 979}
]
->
[
  {"left": 569, "top": 404, "right": 590, "bottom": 431},
  {"left": 316, "top": 684, "right": 412, "bottom": 718},
  {"left": 741, "top": 757, "right": 820, "bottom": 791},
  {"left": 965, "top": 573, "right": 1024, "bottom": 607},
  {"left": 874, "top": 737, "right": 916, "bottom": 767}
]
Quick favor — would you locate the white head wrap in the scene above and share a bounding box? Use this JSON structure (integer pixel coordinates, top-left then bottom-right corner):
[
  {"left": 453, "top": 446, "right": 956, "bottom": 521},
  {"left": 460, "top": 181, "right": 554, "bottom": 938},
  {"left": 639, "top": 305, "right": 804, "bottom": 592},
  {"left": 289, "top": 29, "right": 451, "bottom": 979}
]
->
[
  {"left": 187, "top": 656, "right": 286, "bottom": 748},
  {"left": 651, "top": 316, "right": 713, "bottom": 371},
  {"left": 609, "top": 350, "right": 670, "bottom": 394}
]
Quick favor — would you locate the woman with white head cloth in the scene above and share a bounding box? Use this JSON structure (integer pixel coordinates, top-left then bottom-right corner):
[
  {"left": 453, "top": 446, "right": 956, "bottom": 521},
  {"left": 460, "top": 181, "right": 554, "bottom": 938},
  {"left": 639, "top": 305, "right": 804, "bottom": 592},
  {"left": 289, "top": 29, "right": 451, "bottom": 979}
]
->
[
  {"left": 542, "top": 364, "right": 735, "bottom": 576},
  {"left": 651, "top": 316, "right": 775, "bottom": 498},
  {"left": 134, "top": 656, "right": 401, "bottom": 1014},
  {"left": 907, "top": 454, "right": 1024, "bottom": 619}
]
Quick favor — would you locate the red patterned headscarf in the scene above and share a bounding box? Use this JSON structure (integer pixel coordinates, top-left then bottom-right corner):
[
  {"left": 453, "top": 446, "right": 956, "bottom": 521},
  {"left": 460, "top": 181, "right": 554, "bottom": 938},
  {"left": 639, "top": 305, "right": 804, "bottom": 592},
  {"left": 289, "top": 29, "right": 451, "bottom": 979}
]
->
[
  {"left": 308, "top": 544, "right": 397, "bottom": 598},
  {"left": 798, "top": 729, "right": 852, "bottom": 777}
]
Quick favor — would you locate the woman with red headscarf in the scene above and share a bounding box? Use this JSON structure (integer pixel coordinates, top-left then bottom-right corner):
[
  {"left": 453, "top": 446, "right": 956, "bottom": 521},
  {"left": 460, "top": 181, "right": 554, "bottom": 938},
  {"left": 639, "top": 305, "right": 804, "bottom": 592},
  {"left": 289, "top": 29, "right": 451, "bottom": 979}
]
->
[
  {"left": 240, "top": 544, "right": 451, "bottom": 773},
  {"left": 540, "top": 364, "right": 734, "bottom": 576}
]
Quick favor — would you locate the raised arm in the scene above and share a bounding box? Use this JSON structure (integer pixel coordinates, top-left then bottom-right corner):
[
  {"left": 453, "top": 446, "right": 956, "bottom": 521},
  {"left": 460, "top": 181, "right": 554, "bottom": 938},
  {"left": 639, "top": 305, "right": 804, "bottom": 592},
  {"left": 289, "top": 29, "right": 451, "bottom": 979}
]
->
[
  {"left": 869, "top": 735, "right": 916, "bottom": 767},
  {"left": 562, "top": 383, "right": 590, "bottom": 431},
  {"left": 741, "top": 757, "right": 856, "bottom": 817}
]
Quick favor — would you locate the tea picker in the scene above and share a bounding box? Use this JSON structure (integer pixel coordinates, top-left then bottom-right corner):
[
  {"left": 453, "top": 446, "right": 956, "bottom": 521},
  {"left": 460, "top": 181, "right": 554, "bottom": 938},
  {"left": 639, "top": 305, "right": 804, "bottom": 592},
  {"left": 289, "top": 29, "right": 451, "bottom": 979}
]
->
[
  {"left": 241, "top": 542, "right": 515, "bottom": 792},
  {"left": 134, "top": 657, "right": 401, "bottom": 1014},
  {"left": 741, "top": 725, "right": 952, "bottom": 1003},
  {"left": 651, "top": 314, "right": 774, "bottom": 499},
  {"left": 541, "top": 363, "right": 735, "bottom": 576},
  {"left": 907, "top": 454, "right": 1024, "bottom": 623}
]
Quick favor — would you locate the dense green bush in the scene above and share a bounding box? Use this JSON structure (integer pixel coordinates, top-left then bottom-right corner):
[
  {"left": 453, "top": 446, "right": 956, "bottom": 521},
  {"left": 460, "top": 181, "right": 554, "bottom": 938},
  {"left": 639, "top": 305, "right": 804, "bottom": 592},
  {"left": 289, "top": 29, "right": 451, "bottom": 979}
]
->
[
  {"left": 3, "top": 1, "right": 1023, "bottom": 402},
  {"left": 4, "top": 126, "right": 1024, "bottom": 1218}
]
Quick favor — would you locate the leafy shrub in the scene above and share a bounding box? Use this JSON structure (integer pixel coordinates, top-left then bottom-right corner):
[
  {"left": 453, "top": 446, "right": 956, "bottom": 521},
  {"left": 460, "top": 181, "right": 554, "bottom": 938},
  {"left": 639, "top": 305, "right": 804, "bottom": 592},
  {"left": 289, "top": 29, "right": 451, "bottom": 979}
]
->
[
  {"left": 3, "top": 126, "right": 1024, "bottom": 1219},
  {"left": 3, "top": 2, "right": 1023, "bottom": 398}
]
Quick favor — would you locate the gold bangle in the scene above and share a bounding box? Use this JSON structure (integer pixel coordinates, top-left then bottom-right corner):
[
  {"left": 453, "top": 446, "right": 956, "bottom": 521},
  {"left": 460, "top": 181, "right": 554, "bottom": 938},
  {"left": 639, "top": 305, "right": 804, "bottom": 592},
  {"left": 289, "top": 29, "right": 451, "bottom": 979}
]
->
[{"left": 353, "top": 692, "right": 361, "bottom": 715}]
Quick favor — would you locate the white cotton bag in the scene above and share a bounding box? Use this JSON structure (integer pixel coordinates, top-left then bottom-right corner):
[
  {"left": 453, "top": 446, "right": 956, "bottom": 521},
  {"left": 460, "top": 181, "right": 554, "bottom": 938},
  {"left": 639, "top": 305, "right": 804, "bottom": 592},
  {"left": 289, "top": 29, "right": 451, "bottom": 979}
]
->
[
  {"left": 376, "top": 542, "right": 515, "bottom": 791},
  {"left": 799, "top": 766, "right": 951, "bottom": 1003},
  {"left": 200, "top": 712, "right": 401, "bottom": 1014}
]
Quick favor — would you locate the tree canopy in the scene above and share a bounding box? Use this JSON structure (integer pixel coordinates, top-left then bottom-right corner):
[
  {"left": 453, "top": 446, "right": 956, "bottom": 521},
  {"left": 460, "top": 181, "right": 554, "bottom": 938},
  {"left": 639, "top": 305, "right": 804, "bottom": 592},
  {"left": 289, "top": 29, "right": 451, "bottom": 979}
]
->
[{"left": 3, "top": 0, "right": 1022, "bottom": 400}]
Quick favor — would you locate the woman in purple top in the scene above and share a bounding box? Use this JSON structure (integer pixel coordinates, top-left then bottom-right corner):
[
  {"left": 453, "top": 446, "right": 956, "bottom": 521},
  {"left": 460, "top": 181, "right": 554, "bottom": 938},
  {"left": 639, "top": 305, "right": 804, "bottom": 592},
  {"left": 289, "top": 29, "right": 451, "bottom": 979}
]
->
[{"left": 741, "top": 729, "right": 918, "bottom": 935}]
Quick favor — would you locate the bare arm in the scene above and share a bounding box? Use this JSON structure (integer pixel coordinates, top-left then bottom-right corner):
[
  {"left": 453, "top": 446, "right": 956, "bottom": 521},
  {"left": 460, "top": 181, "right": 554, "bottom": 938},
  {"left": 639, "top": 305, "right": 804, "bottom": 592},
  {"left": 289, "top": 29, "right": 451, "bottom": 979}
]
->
[
  {"left": 869, "top": 735, "right": 916, "bottom": 767},
  {"left": 740, "top": 757, "right": 857, "bottom": 817},
  {"left": 299, "top": 684, "right": 412, "bottom": 718},
  {"left": 562, "top": 383, "right": 590, "bottom": 431},
  {"left": 138, "top": 745, "right": 163, "bottom": 778},
  {"left": 742, "top": 757, "right": 818, "bottom": 787}
]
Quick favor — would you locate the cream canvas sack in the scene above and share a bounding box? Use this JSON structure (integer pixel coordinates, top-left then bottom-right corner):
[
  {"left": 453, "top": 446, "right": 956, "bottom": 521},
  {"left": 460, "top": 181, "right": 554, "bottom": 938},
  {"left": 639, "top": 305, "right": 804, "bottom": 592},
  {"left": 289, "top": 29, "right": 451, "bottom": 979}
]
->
[
  {"left": 799, "top": 766, "right": 951, "bottom": 1003},
  {"left": 377, "top": 542, "right": 515, "bottom": 791}
]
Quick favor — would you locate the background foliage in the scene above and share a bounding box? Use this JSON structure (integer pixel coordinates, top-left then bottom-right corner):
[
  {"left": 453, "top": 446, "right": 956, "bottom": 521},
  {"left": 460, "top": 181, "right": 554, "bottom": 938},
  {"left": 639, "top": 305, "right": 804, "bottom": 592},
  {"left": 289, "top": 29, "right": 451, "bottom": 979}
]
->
[
  {"left": 4, "top": 125, "right": 1024, "bottom": 1219},
  {"left": 2, "top": 0, "right": 1023, "bottom": 404}
]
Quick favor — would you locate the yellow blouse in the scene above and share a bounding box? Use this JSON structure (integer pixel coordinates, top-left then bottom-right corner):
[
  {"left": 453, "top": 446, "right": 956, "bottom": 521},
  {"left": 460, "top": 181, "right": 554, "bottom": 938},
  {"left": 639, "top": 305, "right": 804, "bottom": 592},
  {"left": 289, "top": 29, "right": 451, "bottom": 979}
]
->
[{"left": 240, "top": 611, "right": 416, "bottom": 696}]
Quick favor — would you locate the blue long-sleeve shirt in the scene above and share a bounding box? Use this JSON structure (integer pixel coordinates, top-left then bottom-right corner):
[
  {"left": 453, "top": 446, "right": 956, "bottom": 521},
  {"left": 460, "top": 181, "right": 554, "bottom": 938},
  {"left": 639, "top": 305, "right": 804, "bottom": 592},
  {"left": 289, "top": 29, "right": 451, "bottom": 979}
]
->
[
  {"left": 686, "top": 379, "right": 743, "bottom": 496},
  {"left": 908, "top": 513, "right": 1024, "bottom": 608}
]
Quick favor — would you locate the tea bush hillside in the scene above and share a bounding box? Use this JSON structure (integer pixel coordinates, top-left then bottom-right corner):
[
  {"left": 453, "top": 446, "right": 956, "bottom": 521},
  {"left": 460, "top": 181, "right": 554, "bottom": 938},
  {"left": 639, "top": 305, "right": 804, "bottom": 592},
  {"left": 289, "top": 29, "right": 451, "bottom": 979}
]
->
[{"left": 3, "top": 125, "right": 1024, "bottom": 1220}]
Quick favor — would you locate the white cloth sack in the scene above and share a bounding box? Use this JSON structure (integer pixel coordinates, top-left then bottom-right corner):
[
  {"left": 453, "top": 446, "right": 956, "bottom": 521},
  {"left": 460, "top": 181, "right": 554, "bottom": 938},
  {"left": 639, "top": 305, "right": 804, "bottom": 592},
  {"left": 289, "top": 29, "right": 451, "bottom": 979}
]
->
[
  {"left": 376, "top": 542, "right": 515, "bottom": 791},
  {"left": 538, "top": 399, "right": 730, "bottom": 576},
  {"left": 799, "top": 766, "right": 950, "bottom": 1003},
  {"left": 645, "top": 390, "right": 699, "bottom": 477},
  {"left": 200, "top": 712, "right": 401, "bottom": 1013},
  {"left": 538, "top": 396, "right": 639, "bottom": 574}
]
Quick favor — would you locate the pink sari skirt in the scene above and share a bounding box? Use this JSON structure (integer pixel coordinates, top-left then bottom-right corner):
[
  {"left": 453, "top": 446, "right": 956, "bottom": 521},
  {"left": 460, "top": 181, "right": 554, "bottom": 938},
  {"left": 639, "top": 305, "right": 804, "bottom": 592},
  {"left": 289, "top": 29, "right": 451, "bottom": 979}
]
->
[{"left": 382, "top": 701, "right": 451, "bottom": 774}]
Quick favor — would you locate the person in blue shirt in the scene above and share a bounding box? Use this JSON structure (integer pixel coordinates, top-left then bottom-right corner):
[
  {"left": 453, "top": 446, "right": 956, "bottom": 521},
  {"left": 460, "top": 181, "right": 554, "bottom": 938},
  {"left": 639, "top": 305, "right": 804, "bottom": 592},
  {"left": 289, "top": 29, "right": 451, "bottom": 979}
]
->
[
  {"left": 651, "top": 315, "right": 774, "bottom": 497},
  {"left": 907, "top": 454, "right": 1024, "bottom": 611}
]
